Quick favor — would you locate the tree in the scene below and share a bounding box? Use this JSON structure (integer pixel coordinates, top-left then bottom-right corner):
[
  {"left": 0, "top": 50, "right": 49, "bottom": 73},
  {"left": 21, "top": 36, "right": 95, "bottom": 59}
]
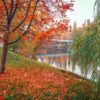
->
[
  {"left": 0, "top": 0, "right": 73, "bottom": 74},
  {"left": 0, "top": 0, "right": 41, "bottom": 73},
  {"left": 19, "top": 22, "right": 68, "bottom": 59},
  {"left": 71, "top": 21, "right": 100, "bottom": 79},
  {"left": 8, "top": 0, "right": 73, "bottom": 59},
  {"left": 71, "top": 0, "right": 100, "bottom": 78}
]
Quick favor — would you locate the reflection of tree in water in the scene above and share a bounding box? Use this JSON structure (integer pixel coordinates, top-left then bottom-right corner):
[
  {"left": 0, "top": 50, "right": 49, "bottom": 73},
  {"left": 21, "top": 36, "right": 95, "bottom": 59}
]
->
[
  {"left": 78, "top": 65, "right": 92, "bottom": 78},
  {"left": 38, "top": 54, "right": 100, "bottom": 79},
  {"left": 43, "top": 55, "right": 69, "bottom": 70},
  {"left": 76, "top": 64, "right": 100, "bottom": 79},
  {"left": 91, "top": 66, "right": 100, "bottom": 80},
  {"left": 48, "top": 57, "right": 53, "bottom": 64}
]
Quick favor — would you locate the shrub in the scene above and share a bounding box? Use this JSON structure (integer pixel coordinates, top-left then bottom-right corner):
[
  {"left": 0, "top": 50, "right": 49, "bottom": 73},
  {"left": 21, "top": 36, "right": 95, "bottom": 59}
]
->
[{"left": 63, "top": 80, "right": 100, "bottom": 100}]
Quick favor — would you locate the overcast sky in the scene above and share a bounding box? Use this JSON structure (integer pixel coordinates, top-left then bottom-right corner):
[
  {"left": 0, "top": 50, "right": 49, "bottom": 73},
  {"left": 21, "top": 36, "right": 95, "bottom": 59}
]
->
[{"left": 67, "top": 0, "right": 95, "bottom": 27}]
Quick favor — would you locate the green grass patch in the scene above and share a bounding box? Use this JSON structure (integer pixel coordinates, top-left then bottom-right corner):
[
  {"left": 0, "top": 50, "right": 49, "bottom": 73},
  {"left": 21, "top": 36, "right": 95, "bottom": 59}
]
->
[
  {"left": 0, "top": 48, "right": 57, "bottom": 71},
  {"left": 0, "top": 47, "right": 80, "bottom": 79}
]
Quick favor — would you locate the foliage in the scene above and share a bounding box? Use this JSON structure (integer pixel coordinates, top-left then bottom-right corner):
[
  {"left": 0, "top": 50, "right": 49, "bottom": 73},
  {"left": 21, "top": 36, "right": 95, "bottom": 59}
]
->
[
  {"left": 8, "top": 40, "right": 22, "bottom": 53},
  {"left": 1, "top": 48, "right": 99, "bottom": 100},
  {"left": 64, "top": 79, "right": 100, "bottom": 100},
  {"left": 14, "top": 23, "right": 70, "bottom": 59},
  {"left": 71, "top": 21, "right": 100, "bottom": 68},
  {"left": 0, "top": 0, "right": 73, "bottom": 73},
  {"left": 0, "top": 48, "right": 86, "bottom": 100},
  {"left": 0, "top": 48, "right": 52, "bottom": 68},
  {"left": 0, "top": 0, "right": 73, "bottom": 47},
  {"left": 4, "top": 80, "right": 34, "bottom": 100}
]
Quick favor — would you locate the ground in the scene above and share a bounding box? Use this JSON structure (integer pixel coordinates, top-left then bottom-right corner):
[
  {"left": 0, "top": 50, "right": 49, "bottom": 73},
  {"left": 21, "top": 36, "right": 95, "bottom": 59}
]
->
[{"left": 0, "top": 48, "right": 93, "bottom": 100}]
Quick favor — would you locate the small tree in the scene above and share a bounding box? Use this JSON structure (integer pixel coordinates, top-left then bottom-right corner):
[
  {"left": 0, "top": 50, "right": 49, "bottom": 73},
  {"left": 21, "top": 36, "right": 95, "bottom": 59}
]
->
[
  {"left": 0, "top": 0, "right": 73, "bottom": 73},
  {"left": 0, "top": 0, "right": 40, "bottom": 73}
]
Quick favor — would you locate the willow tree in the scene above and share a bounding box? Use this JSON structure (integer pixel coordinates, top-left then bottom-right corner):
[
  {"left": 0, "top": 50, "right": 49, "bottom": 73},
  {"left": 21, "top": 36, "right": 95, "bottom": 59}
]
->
[
  {"left": 71, "top": 0, "right": 100, "bottom": 78},
  {"left": 71, "top": 21, "right": 100, "bottom": 79}
]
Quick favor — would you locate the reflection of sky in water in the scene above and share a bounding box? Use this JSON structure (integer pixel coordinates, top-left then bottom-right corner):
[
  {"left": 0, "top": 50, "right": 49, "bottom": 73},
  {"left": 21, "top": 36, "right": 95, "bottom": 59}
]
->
[{"left": 37, "top": 54, "right": 99, "bottom": 80}]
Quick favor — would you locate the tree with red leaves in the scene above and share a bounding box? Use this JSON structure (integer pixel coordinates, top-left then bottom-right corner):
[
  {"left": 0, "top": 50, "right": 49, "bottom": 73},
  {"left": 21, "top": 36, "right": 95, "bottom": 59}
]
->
[{"left": 0, "top": 0, "right": 73, "bottom": 74}]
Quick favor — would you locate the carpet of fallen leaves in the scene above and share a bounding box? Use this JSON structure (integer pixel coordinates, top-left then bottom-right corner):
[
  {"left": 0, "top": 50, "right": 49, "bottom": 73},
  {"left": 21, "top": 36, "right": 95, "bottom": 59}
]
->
[{"left": 0, "top": 67, "right": 82, "bottom": 100}]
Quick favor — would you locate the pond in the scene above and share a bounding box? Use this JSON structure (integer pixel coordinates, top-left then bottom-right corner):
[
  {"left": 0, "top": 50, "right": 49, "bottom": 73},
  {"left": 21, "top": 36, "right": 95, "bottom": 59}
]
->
[{"left": 37, "top": 53, "right": 100, "bottom": 80}]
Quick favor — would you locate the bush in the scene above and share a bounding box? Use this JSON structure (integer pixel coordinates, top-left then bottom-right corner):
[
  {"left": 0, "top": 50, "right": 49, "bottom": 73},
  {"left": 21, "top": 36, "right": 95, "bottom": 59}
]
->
[{"left": 63, "top": 80, "right": 100, "bottom": 100}]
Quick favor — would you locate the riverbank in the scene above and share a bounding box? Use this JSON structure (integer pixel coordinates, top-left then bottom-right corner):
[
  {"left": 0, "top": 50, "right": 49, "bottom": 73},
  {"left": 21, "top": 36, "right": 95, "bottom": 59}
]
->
[{"left": 0, "top": 48, "right": 99, "bottom": 99}]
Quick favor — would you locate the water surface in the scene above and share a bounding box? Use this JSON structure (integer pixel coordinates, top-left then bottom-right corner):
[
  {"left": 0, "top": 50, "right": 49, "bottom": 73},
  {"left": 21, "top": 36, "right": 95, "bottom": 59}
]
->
[{"left": 37, "top": 53, "right": 100, "bottom": 80}]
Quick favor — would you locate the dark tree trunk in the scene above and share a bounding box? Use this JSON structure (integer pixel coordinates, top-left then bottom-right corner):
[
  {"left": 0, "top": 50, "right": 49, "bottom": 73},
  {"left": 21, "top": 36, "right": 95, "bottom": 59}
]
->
[{"left": 0, "top": 36, "right": 8, "bottom": 74}]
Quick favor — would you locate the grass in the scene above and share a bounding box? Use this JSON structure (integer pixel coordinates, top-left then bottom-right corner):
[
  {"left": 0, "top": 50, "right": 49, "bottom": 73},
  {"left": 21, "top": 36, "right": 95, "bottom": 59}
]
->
[
  {"left": 0, "top": 48, "right": 99, "bottom": 100},
  {"left": 0, "top": 48, "right": 94, "bottom": 81},
  {"left": 0, "top": 48, "right": 54, "bottom": 69}
]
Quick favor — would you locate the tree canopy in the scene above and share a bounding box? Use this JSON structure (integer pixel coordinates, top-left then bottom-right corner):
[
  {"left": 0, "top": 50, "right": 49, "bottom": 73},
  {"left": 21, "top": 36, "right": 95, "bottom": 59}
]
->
[
  {"left": 0, "top": 0, "right": 73, "bottom": 73},
  {"left": 71, "top": 19, "right": 100, "bottom": 79}
]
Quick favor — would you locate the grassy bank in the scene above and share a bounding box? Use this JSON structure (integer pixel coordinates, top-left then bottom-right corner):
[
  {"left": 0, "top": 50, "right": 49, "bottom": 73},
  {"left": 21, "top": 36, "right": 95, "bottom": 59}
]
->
[{"left": 0, "top": 48, "right": 99, "bottom": 100}]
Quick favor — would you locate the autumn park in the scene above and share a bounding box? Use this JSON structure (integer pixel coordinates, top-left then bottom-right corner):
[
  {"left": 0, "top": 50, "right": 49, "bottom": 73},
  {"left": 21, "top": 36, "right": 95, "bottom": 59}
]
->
[{"left": 0, "top": 0, "right": 100, "bottom": 100}]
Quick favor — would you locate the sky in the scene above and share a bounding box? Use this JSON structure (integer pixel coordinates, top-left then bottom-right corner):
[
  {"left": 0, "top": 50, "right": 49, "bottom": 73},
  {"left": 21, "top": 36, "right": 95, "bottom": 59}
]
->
[{"left": 67, "top": 0, "right": 95, "bottom": 27}]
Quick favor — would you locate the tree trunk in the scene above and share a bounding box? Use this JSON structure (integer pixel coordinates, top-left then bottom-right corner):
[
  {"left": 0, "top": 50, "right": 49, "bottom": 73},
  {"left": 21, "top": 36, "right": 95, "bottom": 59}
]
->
[{"left": 0, "top": 36, "right": 8, "bottom": 74}]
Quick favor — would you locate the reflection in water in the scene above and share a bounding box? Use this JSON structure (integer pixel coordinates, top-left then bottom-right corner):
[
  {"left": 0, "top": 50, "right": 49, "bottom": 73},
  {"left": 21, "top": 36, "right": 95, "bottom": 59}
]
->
[{"left": 37, "top": 53, "right": 100, "bottom": 80}]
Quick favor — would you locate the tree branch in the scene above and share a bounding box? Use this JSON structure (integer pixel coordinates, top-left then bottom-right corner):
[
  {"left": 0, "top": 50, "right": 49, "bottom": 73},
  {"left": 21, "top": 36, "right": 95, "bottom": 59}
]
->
[
  {"left": 8, "top": 0, "right": 40, "bottom": 45},
  {"left": 2, "top": 0, "right": 9, "bottom": 23},
  {"left": 11, "top": 0, "right": 32, "bottom": 33}
]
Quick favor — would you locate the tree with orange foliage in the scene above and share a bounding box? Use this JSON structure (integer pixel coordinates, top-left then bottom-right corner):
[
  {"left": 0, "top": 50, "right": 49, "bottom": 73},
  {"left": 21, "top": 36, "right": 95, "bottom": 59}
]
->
[
  {"left": 17, "top": 0, "right": 73, "bottom": 59},
  {"left": 0, "top": 0, "right": 40, "bottom": 73},
  {"left": 0, "top": 0, "right": 73, "bottom": 73}
]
